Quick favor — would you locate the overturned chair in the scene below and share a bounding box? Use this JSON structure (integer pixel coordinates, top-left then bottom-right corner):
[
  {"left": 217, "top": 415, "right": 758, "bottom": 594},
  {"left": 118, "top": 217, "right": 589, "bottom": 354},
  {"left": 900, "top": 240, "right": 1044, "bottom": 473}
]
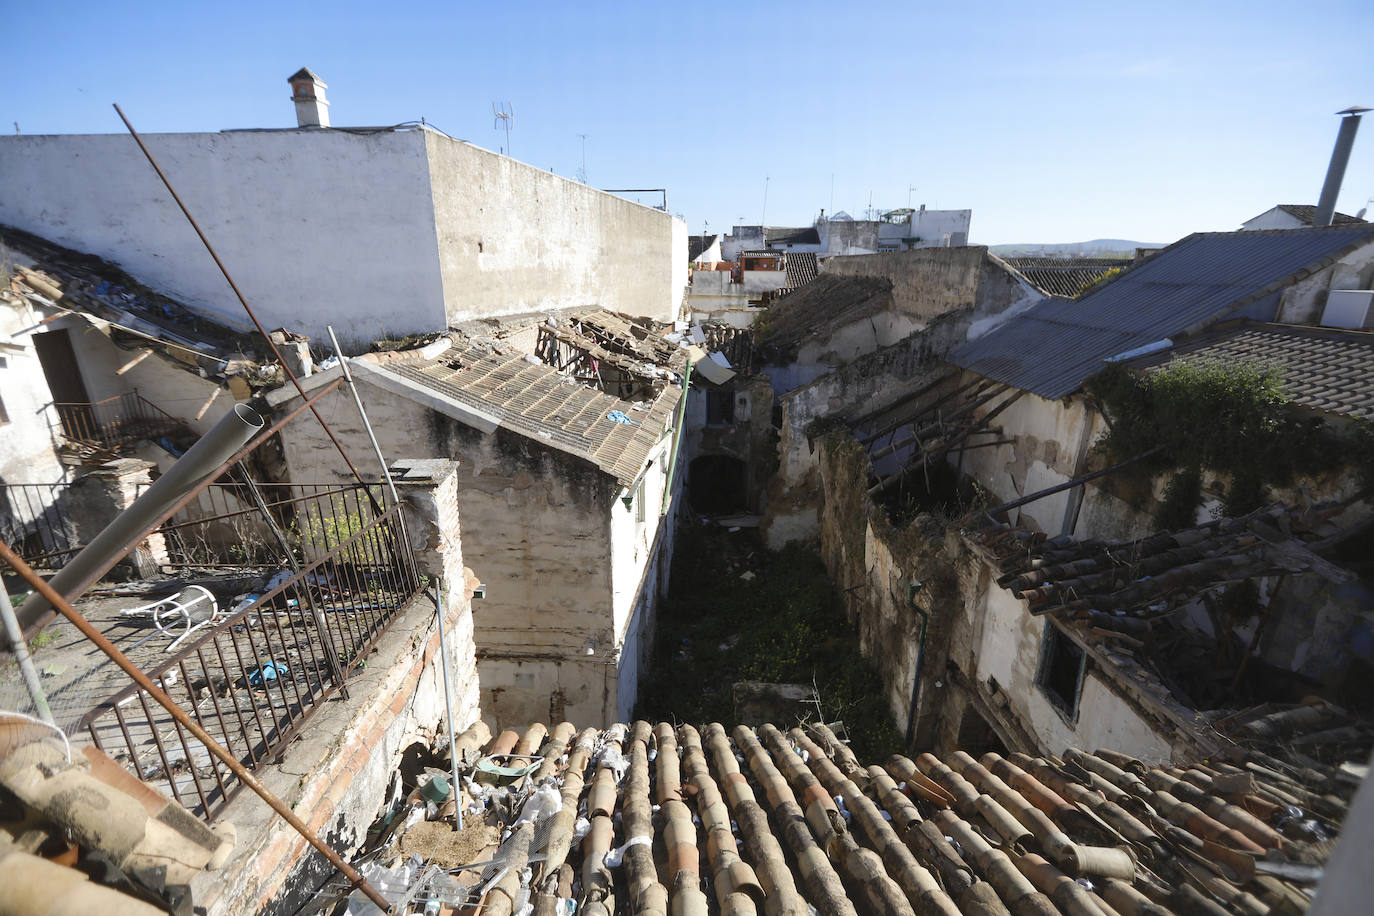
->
[{"left": 119, "top": 585, "right": 222, "bottom": 653}]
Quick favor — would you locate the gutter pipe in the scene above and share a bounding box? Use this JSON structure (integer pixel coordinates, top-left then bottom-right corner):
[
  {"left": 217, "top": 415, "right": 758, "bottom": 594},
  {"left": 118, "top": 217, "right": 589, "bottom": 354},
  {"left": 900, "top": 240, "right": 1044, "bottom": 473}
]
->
[
  {"left": 660, "top": 360, "right": 693, "bottom": 515},
  {"left": 904, "top": 580, "right": 928, "bottom": 747},
  {"left": 18, "top": 403, "right": 264, "bottom": 629}
]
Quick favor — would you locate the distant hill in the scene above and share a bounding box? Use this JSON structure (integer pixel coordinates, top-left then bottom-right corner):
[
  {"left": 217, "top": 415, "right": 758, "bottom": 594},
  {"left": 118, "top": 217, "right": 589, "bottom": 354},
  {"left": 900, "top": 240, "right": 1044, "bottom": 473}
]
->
[{"left": 990, "top": 239, "right": 1164, "bottom": 257}]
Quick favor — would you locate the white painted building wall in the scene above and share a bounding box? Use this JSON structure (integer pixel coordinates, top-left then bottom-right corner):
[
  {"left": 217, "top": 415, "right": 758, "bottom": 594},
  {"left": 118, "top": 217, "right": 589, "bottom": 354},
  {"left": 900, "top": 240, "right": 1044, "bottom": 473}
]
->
[
  {"left": 0, "top": 128, "right": 686, "bottom": 351},
  {"left": 0, "top": 130, "right": 444, "bottom": 351}
]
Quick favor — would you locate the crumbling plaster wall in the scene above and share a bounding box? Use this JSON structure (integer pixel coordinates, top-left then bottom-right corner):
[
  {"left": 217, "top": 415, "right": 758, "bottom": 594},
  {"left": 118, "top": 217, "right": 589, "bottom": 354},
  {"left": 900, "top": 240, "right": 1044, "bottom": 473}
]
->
[
  {"left": 0, "top": 130, "right": 446, "bottom": 350},
  {"left": 270, "top": 375, "right": 662, "bottom": 730},
  {"left": 684, "top": 375, "right": 778, "bottom": 513},
  {"left": 1276, "top": 239, "right": 1374, "bottom": 325},
  {"left": 812, "top": 432, "right": 1196, "bottom": 762},
  {"left": 763, "top": 310, "right": 985, "bottom": 549},
  {"left": 424, "top": 132, "right": 684, "bottom": 328}
]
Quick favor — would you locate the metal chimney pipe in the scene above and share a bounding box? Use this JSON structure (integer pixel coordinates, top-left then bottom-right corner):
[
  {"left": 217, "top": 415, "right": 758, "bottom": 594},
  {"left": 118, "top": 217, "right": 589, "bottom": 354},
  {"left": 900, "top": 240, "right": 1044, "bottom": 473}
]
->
[
  {"left": 17, "top": 403, "right": 265, "bottom": 629},
  {"left": 1314, "top": 106, "right": 1370, "bottom": 227}
]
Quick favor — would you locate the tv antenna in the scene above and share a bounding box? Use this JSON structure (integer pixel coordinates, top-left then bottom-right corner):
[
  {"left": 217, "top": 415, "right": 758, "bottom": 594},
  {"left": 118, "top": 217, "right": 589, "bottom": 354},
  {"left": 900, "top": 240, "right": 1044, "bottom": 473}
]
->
[
  {"left": 908, "top": 184, "right": 918, "bottom": 207},
  {"left": 492, "top": 102, "right": 513, "bottom": 155},
  {"left": 577, "top": 133, "right": 589, "bottom": 184}
]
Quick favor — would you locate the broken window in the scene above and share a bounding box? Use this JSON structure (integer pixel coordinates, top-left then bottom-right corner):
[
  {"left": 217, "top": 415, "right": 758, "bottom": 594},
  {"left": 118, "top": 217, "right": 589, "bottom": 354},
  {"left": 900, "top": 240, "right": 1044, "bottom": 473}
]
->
[
  {"left": 1036, "top": 621, "right": 1086, "bottom": 720},
  {"left": 706, "top": 388, "right": 735, "bottom": 426}
]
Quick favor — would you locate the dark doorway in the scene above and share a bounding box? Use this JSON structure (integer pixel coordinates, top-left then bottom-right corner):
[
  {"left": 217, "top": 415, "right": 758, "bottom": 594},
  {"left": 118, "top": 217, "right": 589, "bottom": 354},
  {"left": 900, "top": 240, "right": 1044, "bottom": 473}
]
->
[
  {"left": 688, "top": 455, "right": 748, "bottom": 515},
  {"left": 33, "top": 329, "right": 92, "bottom": 438},
  {"left": 955, "top": 704, "right": 1007, "bottom": 757}
]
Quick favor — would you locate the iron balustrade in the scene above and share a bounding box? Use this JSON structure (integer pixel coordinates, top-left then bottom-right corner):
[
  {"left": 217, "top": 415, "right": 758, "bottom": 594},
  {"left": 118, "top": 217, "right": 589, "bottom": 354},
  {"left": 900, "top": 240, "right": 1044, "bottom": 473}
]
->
[{"left": 78, "top": 501, "right": 422, "bottom": 820}]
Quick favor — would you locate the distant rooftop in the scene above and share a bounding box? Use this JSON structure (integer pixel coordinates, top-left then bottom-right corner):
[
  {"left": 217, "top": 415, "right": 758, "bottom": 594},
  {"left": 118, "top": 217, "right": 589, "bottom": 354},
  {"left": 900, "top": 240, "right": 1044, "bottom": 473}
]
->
[{"left": 1273, "top": 204, "right": 1367, "bottom": 227}]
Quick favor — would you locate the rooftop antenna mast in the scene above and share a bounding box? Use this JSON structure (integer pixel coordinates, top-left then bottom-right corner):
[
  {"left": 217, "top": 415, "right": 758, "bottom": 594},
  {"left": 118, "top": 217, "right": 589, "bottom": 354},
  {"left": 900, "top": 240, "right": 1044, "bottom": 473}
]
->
[
  {"left": 576, "top": 133, "right": 589, "bottom": 184},
  {"left": 492, "top": 101, "right": 513, "bottom": 155},
  {"left": 761, "top": 176, "right": 770, "bottom": 228},
  {"left": 908, "top": 184, "right": 918, "bottom": 207}
]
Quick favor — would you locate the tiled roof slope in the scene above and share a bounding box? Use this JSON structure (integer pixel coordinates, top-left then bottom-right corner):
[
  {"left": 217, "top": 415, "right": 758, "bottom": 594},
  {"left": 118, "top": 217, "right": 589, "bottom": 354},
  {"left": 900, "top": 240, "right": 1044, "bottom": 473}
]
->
[
  {"left": 401, "top": 718, "right": 1360, "bottom": 915},
  {"left": 1003, "top": 256, "right": 1130, "bottom": 299},
  {"left": 366, "top": 343, "right": 679, "bottom": 486},
  {"left": 757, "top": 274, "right": 893, "bottom": 360},
  {"left": 1275, "top": 204, "right": 1367, "bottom": 227},
  {"left": 949, "top": 226, "right": 1374, "bottom": 400},
  {"left": 1125, "top": 321, "right": 1374, "bottom": 420},
  {"left": 783, "top": 251, "right": 820, "bottom": 289}
]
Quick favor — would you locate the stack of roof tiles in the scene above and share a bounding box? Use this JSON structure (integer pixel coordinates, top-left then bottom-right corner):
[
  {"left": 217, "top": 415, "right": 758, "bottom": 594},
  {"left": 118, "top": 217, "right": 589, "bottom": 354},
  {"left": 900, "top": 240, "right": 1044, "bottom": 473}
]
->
[{"left": 409, "top": 719, "right": 1355, "bottom": 916}]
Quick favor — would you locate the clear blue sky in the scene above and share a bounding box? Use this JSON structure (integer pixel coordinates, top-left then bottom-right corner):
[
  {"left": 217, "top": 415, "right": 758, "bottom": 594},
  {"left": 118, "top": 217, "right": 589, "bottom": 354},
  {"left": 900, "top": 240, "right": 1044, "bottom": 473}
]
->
[{"left": 5, "top": 1, "right": 1372, "bottom": 245}]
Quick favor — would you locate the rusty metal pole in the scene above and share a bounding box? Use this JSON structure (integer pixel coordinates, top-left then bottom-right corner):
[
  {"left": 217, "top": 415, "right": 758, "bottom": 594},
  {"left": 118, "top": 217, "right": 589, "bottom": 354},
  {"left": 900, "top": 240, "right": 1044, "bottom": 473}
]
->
[
  {"left": 112, "top": 103, "right": 382, "bottom": 515},
  {"left": 0, "top": 540, "right": 396, "bottom": 914}
]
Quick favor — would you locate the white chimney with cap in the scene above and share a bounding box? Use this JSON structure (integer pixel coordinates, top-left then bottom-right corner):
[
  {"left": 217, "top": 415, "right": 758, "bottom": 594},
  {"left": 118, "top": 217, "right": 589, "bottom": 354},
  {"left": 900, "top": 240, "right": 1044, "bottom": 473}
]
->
[{"left": 288, "top": 67, "right": 330, "bottom": 128}]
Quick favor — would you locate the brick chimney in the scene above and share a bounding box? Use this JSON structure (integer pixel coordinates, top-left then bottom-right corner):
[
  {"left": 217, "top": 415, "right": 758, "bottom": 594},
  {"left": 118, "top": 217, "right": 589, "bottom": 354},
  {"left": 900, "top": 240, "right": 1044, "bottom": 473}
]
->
[{"left": 287, "top": 67, "right": 330, "bottom": 128}]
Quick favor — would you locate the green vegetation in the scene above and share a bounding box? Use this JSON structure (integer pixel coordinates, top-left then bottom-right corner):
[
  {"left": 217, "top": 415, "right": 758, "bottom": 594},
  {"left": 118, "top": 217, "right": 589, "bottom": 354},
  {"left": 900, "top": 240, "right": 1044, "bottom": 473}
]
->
[
  {"left": 1089, "top": 359, "right": 1342, "bottom": 520},
  {"left": 636, "top": 528, "right": 902, "bottom": 760}
]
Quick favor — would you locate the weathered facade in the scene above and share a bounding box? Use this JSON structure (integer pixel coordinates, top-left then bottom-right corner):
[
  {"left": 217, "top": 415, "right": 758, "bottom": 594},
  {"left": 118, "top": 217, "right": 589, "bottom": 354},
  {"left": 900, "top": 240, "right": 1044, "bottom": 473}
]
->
[{"left": 269, "top": 334, "right": 685, "bottom": 730}]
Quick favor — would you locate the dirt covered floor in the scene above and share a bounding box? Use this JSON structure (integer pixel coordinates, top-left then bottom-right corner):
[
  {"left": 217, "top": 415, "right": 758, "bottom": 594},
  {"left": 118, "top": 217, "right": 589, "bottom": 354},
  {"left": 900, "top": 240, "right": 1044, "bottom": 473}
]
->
[{"left": 634, "top": 525, "right": 902, "bottom": 759}]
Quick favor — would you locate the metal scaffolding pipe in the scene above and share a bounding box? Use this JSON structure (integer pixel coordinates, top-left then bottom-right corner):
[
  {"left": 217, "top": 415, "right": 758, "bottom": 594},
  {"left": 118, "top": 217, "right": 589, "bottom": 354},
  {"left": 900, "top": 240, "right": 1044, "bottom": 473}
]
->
[{"left": 19, "top": 403, "right": 264, "bottom": 629}]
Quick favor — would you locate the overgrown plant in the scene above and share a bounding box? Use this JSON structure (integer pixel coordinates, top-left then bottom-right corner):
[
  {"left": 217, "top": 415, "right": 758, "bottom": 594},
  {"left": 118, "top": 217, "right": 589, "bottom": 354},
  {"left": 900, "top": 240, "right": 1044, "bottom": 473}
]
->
[{"left": 1089, "top": 359, "right": 1340, "bottom": 520}]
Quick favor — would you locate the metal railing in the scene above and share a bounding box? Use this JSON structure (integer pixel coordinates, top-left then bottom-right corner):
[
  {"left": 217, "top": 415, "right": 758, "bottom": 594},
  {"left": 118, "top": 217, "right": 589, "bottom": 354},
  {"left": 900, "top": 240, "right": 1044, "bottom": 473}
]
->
[
  {"left": 79, "top": 501, "right": 423, "bottom": 820},
  {"left": 54, "top": 391, "right": 180, "bottom": 452},
  {"left": 1, "top": 481, "right": 79, "bottom": 568},
  {"left": 155, "top": 481, "right": 385, "bottom": 569}
]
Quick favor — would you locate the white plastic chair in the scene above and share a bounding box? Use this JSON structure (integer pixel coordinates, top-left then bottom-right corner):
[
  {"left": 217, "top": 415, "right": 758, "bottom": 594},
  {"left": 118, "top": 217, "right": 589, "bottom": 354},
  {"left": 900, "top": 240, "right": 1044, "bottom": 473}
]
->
[{"left": 119, "top": 585, "right": 221, "bottom": 653}]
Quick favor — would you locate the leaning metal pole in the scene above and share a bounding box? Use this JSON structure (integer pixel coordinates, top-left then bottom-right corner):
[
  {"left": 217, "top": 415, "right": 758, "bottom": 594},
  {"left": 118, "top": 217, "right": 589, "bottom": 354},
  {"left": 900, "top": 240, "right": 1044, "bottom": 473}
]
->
[
  {"left": 0, "top": 541, "right": 396, "bottom": 914},
  {"left": 112, "top": 103, "right": 383, "bottom": 516},
  {"left": 434, "top": 583, "right": 464, "bottom": 832},
  {"left": 0, "top": 586, "right": 54, "bottom": 723},
  {"left": 18, "top": 403, "right": 265, "bottom": 629},
  {"left": 327, "top": 326, "right": 462, "bottom": 829}
]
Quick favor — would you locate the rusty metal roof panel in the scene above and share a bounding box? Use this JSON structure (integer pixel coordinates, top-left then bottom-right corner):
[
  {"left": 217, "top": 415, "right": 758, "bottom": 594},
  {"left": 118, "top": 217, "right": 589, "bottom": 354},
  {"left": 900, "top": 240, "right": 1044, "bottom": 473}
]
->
[{"left": 950, "top": 226, "right": 1374, "bottom": 399}]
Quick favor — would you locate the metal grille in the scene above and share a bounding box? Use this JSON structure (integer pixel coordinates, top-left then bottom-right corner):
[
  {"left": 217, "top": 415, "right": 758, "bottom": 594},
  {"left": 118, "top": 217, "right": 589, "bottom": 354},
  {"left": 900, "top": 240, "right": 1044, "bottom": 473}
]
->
[{"left": 79, "top": 501, "right": 423, "bottom": 820}]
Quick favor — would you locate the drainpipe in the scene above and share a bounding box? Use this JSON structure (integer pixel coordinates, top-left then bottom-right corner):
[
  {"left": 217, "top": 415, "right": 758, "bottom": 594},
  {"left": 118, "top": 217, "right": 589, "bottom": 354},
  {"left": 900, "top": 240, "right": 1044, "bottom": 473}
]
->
[
  {"left": 660, "top": 360, "right": 693, "bottom": 515},
  {"left": 18, "top": 403, "right": 265, "bottom": 629},
  {"left": 903, "top": 580, "right": 928, "bottom": 747}
]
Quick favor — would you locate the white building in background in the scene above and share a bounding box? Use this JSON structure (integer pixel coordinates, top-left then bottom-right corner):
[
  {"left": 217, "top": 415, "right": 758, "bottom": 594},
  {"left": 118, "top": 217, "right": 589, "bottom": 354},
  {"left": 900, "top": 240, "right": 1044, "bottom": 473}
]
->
[
  {"left": 0, "top": 70, "right": 688, "bottom": 351},
  {"left": 722, "top": 206, "right": 971, "bottom": 263}
]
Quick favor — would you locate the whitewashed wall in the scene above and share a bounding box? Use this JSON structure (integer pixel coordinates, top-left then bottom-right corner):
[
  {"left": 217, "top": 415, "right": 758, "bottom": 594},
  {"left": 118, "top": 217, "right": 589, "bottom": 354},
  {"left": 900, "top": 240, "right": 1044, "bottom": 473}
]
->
[{"left": 0, "top": 130, "right": 445, "bottom": 351}]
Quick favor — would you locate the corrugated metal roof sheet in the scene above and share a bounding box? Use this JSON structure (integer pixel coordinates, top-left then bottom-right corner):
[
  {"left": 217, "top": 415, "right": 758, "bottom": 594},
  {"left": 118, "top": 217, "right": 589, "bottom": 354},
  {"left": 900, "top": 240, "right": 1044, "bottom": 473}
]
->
[{"left": 949, "top": 226, "right": 1374, "bottom": 400}]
